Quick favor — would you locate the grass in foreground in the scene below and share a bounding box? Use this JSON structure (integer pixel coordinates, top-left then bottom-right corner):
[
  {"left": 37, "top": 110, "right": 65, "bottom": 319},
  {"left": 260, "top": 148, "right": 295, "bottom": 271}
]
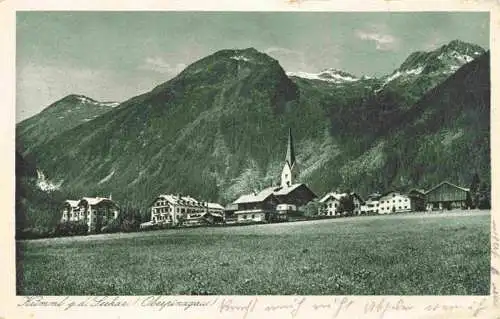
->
[{"left": 17, "top": 211, "right": 490, "bottom": 295}]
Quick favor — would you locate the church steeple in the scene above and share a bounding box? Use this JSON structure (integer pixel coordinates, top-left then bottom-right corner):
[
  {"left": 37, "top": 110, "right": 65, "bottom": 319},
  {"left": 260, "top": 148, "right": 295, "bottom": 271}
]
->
[
  {"left": 285, "top": 127, "right": 296, "bottom": 168},
  {"left": 281, "top": 128, "right": 298, "bottom": 188}
]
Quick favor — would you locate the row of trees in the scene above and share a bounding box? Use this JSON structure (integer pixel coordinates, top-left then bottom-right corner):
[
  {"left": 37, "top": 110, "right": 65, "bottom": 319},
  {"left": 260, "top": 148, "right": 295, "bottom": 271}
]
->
[{"left": 468, "top": 173, "right": 491, "bottom": 209}]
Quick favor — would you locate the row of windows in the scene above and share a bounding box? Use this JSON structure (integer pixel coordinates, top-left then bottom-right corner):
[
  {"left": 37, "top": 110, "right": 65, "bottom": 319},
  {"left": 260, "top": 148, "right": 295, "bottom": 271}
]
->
[
  {"left": 380, "top": 198, "right": 409, "bottom": 204},
  {"left": 241, "top": 214, "right": 259, "bottom": 219},
  {"left": 155, "top": 200, "right": 212, "bottom": 208},
  {"left": 380, "top": 206, "right": 409, "bottom": 210}
]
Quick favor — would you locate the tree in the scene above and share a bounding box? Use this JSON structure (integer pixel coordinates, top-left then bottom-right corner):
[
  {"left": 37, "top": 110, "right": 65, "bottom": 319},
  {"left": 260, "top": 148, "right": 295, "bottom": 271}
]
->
[
  {"left": 302, "top": 200, "right": 323, "bottom": 217},
  {"left": 469, "top": 173, "right": 481, "bottom": 208},
  {"left": 477, "top": 182, "right": 491, "bottom": 210},
  {"left": 337, "top": 194, "right": 355, "bottom": 217},
  {"left": 176, "top": 214, "right": 186, "bottom": 227}
]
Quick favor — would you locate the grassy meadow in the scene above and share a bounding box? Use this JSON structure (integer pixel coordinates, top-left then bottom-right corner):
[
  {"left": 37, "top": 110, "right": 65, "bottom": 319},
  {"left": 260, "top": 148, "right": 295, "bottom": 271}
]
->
[{"left": 16, "top": 210, "right": 490, "bottom": 295}]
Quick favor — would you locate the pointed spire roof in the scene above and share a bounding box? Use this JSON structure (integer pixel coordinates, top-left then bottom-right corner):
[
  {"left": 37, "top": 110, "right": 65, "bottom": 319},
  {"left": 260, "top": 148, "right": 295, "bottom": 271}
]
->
[{"left": 285, "top": 127, "right": 296, "bottom": 167}]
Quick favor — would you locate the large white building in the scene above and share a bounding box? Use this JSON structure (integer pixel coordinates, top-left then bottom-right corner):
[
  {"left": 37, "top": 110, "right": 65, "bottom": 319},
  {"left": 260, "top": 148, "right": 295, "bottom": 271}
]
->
[
  {"left": 61, "top": 196, "right": 119, "bottom": 233},
  {"left": 149, "top": 194, "right": 224, "bottom": 227},
  {"left": 377, "top": 191, "right": 412, "bottom": 214}
]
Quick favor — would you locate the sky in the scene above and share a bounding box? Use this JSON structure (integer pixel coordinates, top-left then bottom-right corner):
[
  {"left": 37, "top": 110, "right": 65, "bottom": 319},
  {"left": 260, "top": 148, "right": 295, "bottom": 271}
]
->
[{"left": 16, "top": 11, "right": 489, "bottom": 122}]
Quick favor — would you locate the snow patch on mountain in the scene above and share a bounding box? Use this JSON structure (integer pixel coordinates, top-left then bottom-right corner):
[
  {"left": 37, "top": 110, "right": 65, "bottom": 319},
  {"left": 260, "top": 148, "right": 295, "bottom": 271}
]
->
[
  {"left": 381, "top": 66, "right": 424, "bottom": 87},
  {"left": 36, "top": 169, "right": 62, "bottom": 192},
  {"left": 287, "top": 69, "right": 359, "bottom": 83},
  {"left": 98, "top": 170, "right": 115, "bottom": 184},
  {"left": 77, "top": 96, "right": 95, "bottom": 104},
  {"left": 231, "top": 55, "right": 251, "bottom": 62},
  {"left": 76, "top": 95, "right": 120, "bottom": 108},
  {"left": 439, "top": 50, "right": 475, "bottom": 64},
  {"left": 101, "top": 101, "right": 120, "bottom": 108}
]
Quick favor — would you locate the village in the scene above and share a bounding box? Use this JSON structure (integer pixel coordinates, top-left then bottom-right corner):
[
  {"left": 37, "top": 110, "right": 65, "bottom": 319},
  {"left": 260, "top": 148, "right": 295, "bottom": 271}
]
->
[{"left": 59, "top": 129, "right": 482, "bottom": 235}]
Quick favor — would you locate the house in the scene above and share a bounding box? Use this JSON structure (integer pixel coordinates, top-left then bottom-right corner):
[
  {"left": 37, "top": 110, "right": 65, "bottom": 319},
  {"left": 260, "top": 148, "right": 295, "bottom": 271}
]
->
[
  {"left": 149, "top": 194, "right": 224, "bottom": 226},
  {"left": 232, "top": 128, "right": 316, "bottom": 222},
  {"left": 319, "top": 192, "right": 343, "bottom": 216},
  {"left": 224, "top": 203, "right": 239, "bottom": 224},
  {"left": 425, "top": 181, "right": 471, "bottom": 210},
  {"left": 351, "top": 193, "right": 365, "bottom": 215},
  {"left": 378, "top": 191, "right": 412, "bottom": 214},
  {"left": 233, "top": 191, "right": 279, "bottom": 223},
  {"left": 320, "top": 192, "right": 365, "bottom": 216},
  {"left": 361, "top": 193, "right": 381, "bottom": 214},
  {"left": 61, "top": 200, "right": 80, "bottom": 222},
  {"left": 76, "top": 196, "right": 120, "bottom": 233},
  {"left": 408, "top": 188, "right": 426, "bottom": 211}
]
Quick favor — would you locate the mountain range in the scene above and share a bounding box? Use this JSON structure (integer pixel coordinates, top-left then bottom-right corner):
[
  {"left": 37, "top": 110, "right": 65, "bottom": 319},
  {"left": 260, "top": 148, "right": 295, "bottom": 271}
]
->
[{"left": 16, "top": 39, "right": 490, "bottom": 230}]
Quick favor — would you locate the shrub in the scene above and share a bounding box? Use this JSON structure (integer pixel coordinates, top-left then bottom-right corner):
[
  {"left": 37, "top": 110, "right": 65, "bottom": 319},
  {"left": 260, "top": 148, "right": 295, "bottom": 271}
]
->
[
  {"left": 121, "top": 219, "right": 140, "bottom": 233},
  {"left": 101, "top": 218, "right": 122, "bottom": 233},
  {"left": 53, "top": 221, "right": 89, "bottom": 237}
]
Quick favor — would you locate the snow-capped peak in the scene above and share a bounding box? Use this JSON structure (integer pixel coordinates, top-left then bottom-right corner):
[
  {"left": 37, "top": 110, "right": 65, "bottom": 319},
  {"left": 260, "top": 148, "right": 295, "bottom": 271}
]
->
[
  {"left": 76, "top": 96, "right": 96, "bottom": 104},
  {"left": 287, "top": 68, "right": 359, "bottom": 84},
  {"left": 73, "top": 95, "right": 120, "bottom": 108}
]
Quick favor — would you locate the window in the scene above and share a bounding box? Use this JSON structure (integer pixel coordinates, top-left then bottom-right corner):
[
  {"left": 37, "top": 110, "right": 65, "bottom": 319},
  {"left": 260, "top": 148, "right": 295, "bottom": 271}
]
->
[
  {"left": 251, "top": 214, "right": 255, "bottom": 219},
  {"left": 243, "top": 215, "right": 247, "bottom": 219},
  {"left": 393, "top": 194, "right": 396, "bottom": 197}
]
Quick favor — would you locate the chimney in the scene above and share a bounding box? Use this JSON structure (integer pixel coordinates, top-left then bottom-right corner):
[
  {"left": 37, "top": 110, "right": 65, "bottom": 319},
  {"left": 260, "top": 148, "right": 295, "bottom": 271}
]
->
[{"left": 109, "top": 193, "right": 112, "bottom": 200}]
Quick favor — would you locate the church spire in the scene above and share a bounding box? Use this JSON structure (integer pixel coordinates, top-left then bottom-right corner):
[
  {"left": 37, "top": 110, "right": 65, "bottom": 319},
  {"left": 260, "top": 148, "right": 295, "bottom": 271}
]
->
[
  {"left": 281, "top": 128, "right": 298, "bottom": 188},
  {"left": 285, "top": 127, "right": 295, "bottom": 168}
]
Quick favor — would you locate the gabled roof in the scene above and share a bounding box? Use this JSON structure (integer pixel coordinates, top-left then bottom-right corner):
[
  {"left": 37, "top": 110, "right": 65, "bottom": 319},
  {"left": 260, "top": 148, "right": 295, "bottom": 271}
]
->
[
  {"left": 233, "top": 187, "right": 276, "bottom": 204},
  {"left": 64, "top": 200, "right": 80, "bottom": 207},
  {"left": 225, "top": 203, "right": 239, "bottom": 211},
  {"left": 80, "top": 197, "right": 114, "bottom": 206},
  {"left": 367, "top": 192, "right": 382, "bottom": 200},
  {"left": 379, "top": 191, "right": 408, "bottom": 199},
  {"left": 408, "top": 188, "right": 426, "bottom": 196},
  {"left": 320, "top": 192, "right": 365, "bottom": 204},
  {"left": 319, "top": 192, "right": 347, "bottom": 203},
  {"left": 156, "top": 194, "right": 200, "bottom": 206},
  {"left": 233, "top": 183, "right": 316, "bottom": 205},
  {"left": 350, "top": 192, "right": 365, "bottom": 204},
  {"left": 425, "top": 181, "right": 470, "bottom": 194},
  {"left": 153, "top": 194, "right": 224, "bottom": 208},
  {"left": 207, "top": 202, "right": 224, "bottom": 210},
  {"left": 273, "top": 183, "right": 304, "bottom": 196}
]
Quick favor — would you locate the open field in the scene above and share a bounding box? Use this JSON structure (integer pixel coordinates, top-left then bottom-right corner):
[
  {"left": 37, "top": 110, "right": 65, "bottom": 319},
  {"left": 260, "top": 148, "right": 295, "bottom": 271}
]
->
[{"left": 17, "top": 210, "right": 490, "bottom": 295}]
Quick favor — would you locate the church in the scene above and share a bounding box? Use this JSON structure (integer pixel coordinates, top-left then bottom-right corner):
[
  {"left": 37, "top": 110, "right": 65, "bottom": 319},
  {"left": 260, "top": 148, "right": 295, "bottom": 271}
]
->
[{"left": 232, "top": 128, "right": 317, "bottom": 222}]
